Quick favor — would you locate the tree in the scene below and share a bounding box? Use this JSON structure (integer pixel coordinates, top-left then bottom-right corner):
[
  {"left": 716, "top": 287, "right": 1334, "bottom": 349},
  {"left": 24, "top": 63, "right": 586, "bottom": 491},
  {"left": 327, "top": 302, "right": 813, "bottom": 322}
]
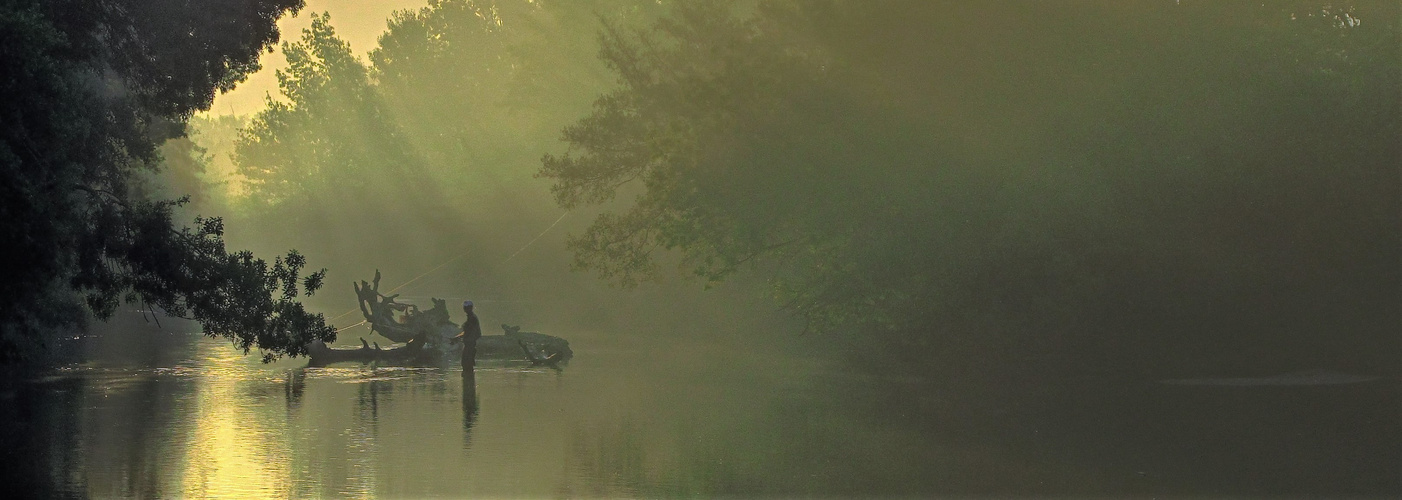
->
[
  {"left": 229, "top": 1, "right": 663, "bottom": 293},
  {"left": 369, "top": 0, "right": 658, "bottom": 194},
  {"left": 236, "top": 13, "right": 439, "bottom": 217},
  {"left": 0, "top": 0, "right": 336, "bottom": 362},
  {"left": 540, "top": 1, "right": 1400, "bottom": 374}
]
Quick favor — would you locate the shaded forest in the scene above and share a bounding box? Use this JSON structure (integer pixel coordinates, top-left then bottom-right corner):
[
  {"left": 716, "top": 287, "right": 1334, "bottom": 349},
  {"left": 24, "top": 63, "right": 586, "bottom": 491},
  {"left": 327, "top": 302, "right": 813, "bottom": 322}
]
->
[
  {"left": 4, "top": 0, "right": 1397, "bottom": 381},
  {"left": 1, "top": 0, "right": 333, "bottom": 363},
  {"left": 217, "top": 0, "right": 1398, "bottom": 377}
]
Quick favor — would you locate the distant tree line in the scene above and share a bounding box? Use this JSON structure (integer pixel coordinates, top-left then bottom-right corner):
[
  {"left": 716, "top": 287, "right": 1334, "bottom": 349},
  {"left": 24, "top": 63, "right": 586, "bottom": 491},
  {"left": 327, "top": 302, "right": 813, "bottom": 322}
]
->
[
  {"left": 177, "top": 0, "right": 1397, "bottom": 376},
  {"left": 223, "top": 0, "right": 663, "bottom": 311},
  {"left": 540, "top": 1, "right": 1399, "bottom": 375}
]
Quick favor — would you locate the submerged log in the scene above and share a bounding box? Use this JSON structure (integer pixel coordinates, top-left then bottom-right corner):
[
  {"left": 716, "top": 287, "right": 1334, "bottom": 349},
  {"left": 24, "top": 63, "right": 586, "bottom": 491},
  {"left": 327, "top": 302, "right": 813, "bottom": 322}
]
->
[
  {"left": 306, "top": 338, "right": 427, "bottom": 366},
  {"left": 308, "top": 333, "right": 572, "bottom": 366},
  {"left": 519, "top": 340, "right": 564, "bottom": 366},
  {"left": 308, "top": 272, "right": 573, "bottom": 366},
  {"left": 480, "top": 324, "right": 573, "bottom": 361}
]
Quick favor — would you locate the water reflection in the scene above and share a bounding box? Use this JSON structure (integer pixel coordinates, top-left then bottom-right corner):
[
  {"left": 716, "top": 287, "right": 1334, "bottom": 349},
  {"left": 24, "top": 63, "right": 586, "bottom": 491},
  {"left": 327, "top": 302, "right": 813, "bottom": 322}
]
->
[
  {"left": 2, "top": 333, "right": 1397, "bottom": 498},
  {"left": 462, "top": 370, "right": 478, "bottom": 448},
  {"left": 284, "top": 367, "right": 305, "bottom": 411},
  {"left": 0, "top": 375, "right": 86, "bottom": 497},
  {"left": 180, "top": 340, "right": 292, "bottom": 498}
]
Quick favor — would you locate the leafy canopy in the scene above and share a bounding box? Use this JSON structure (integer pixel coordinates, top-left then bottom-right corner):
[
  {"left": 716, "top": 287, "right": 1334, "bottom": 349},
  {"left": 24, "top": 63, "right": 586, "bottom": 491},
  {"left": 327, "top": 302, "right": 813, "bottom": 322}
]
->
[
  {"left": 0, "top": 0, "right": 337, "bottom": 362},
  {"left": 540, "top": 0, "right": 1399, "bottom": 373}
]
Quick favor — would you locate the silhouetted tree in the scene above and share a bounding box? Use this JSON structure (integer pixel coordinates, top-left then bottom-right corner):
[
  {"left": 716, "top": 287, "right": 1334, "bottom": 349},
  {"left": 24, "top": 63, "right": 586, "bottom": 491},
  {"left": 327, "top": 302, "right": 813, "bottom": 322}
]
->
[{"left": 0, "top": 0, "right": 336, "bottom": 362}]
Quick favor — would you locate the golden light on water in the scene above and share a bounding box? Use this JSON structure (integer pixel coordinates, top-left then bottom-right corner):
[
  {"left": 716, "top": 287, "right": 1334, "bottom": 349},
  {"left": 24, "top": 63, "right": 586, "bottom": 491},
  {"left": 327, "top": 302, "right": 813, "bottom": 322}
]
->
[{"left": 180, "top": 342, "right": 295, "bottom": 499}]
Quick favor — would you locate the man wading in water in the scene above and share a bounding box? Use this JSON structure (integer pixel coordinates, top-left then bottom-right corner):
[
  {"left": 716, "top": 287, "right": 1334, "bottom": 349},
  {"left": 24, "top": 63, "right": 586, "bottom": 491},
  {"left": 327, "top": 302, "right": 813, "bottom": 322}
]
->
[
  {"left": 456, "top": 300, "right": 480, "bottom": 438},
  {"left": 454, "top": 300, "right": 482, "bottom": 371}
]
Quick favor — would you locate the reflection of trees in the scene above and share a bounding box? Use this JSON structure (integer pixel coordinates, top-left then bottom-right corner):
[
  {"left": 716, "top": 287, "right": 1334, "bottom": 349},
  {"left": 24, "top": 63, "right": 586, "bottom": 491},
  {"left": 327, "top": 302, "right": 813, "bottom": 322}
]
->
[
  {"left": 0, "top": 377, "right": 86, "bottom": 497},
  {"left": 559, "top": 418, "right": 657, "bottom": 497},
  {"left": 284, "top": 368, "right": 305, "bottom": 412},
  {"left": 6, "top": 344, "right": 503, "bottom": 498},
  {"left": 558, "top": 416, "right": 763, "bottom": 497},
  {"left": 93, "top": 376, "right": 183, "bottom": 497}
]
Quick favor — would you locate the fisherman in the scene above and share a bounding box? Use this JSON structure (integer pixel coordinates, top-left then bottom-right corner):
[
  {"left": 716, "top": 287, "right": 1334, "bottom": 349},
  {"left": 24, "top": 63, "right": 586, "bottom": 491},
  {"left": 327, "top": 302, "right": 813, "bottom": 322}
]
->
[{"left": 454, "top": 300, "right": 483, "bottom": 371}]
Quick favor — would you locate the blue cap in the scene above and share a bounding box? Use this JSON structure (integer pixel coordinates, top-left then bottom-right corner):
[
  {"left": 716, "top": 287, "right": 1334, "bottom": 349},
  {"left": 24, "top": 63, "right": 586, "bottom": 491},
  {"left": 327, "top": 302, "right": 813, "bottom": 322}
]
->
[{"left": 462, "top": 300, "right": 473, "bottom": 307}]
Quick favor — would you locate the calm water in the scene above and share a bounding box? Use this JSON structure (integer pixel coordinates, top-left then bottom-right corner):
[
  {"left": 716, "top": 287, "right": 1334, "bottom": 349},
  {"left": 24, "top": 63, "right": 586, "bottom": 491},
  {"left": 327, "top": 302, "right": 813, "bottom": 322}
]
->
[{"left": 2, "top": 322, "right": 1398, "bottom": 498}]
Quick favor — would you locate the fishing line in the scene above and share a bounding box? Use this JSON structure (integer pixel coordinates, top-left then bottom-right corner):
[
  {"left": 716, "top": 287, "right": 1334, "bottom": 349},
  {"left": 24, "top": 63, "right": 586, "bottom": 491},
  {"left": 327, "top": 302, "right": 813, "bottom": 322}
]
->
[
  {"left": 326, "top": 308, "right": 361, "bottom": 322},
  {"left": 385, "top": 250, "right": 471, "bottom": 295},
  {"left": 322, "top": 210, "right": 570, "bottom": 326},
  {"left": 321, "top": 251, "right": 470, "bottom": 324},
  {"left": 334, "top": 319, "right": 368, "bottom": 333},
  {"left": 498, "top": 210, "right": 570, "bottom": 267},
  {"left": 391, "top": 210, "right": 570, "bottom": 296}
]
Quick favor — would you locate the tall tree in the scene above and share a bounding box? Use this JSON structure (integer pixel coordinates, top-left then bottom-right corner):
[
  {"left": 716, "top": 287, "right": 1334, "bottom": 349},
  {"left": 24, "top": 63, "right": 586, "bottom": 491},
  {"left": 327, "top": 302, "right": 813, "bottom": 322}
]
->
[
  {"left": 232, "top": 12, "right": 463, "bottom": 284},
  {"left": 237, "top": 14, "right": 436, "bottom": 214},
  {"left": 0, "top": 0, "right": 336, "bottom": 362},
  {"left": 540, "top": 0, "right": 1400, "bottom": 374},
  {"left": 366, "top": 0, "right": 660, "bottom": 212},
  {"left": 230, "top": 1, "right": 661, "bottom": 287}
]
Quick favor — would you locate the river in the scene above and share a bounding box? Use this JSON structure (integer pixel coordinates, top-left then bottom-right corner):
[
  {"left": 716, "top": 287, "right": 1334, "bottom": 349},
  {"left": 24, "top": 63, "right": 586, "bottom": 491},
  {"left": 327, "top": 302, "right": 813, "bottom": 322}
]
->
[{"left": 1, "top": 319, "right": 1397, "bottom": 498}]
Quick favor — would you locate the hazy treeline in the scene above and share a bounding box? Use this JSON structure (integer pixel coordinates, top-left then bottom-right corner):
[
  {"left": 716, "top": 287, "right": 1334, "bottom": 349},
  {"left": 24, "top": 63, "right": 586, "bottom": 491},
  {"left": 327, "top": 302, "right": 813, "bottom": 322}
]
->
[
  {"left": 182, "top": 1, "right": 684, "bottom": 332},
  {"left": 543, "top": 0, "right": 1399, "bottom": 376},
  {"left": 181, "top": 0, "right": 1396, "bottom": 375}
]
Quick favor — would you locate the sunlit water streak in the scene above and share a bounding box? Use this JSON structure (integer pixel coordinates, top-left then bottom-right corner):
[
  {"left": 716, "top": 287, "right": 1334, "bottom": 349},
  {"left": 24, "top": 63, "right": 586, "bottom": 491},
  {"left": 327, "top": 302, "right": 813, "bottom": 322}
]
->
[
  {"left": 179, "top": 341, "right": 294, "bottom": 499},
  {"left": 1, "top": 331, "right": 1397, "bottom": 498},
  {"left": 5, "top": 332, "right": 824, "bottom": 498}
]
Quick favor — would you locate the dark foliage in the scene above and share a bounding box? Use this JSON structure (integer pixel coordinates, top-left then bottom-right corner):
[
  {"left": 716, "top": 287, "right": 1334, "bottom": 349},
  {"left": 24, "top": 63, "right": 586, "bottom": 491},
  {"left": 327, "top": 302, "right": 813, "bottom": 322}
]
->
[
  {"left": 0, "top": 0, "right": 335, "bottom": 362},
  {"left": 540, "top": 0, "right": 1400, "bottom": 376}
]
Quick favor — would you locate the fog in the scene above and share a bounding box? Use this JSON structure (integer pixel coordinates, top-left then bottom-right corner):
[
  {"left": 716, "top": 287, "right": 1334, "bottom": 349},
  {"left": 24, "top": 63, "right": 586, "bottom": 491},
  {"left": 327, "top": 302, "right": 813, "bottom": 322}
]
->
[
  {"left": 81, "top": 0, "right": 1399, "bottom": 495},
  {"left": 167, "top": 0, "right": 1398, "bottom": 376},
  {"left": 178, "top": 1, "right": 812, "bottom": 355}
]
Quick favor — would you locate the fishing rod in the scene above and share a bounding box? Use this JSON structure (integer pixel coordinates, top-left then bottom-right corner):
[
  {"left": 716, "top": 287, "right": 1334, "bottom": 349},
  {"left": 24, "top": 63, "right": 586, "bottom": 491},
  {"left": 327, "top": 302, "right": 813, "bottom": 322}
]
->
[{"left": 324, "top": 210, "right": 571, "bottom": 330}]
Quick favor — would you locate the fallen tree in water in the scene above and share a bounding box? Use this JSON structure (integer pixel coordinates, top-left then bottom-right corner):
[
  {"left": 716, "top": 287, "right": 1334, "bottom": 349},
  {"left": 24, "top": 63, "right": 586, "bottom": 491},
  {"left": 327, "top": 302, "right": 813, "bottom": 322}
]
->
[
  {"left": 307, "top": 271, "right": 572, "bottom": 366},
  {"left": 307, "top": 337, "right": 422, "bottom": 364},
  {"left": 352, "top": 270, "right": 456, "bottom": 345}
]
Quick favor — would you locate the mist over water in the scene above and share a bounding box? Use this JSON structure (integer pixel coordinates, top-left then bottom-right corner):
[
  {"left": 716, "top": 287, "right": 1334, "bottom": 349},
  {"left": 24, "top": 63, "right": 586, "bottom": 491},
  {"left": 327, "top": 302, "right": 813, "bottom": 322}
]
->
[
  {"left": 3, "top": 311, "right": 1397, "bottom": 497},
  {"left": 3, "top": 0, "right": 1399, "bottom": 497}
]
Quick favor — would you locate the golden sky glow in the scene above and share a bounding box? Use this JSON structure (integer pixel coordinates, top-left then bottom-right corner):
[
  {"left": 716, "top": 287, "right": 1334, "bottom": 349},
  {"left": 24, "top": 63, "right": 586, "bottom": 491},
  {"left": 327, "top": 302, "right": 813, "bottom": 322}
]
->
[{"left": 205, "top": 0, "right": 429, "bottom": 117}]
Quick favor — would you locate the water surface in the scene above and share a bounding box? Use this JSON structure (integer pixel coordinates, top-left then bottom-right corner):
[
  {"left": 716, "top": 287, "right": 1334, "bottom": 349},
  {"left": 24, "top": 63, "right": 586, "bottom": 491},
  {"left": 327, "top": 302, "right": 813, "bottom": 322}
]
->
[{"left": 2, "top": 326, "right": 1397, "bottom": 498}]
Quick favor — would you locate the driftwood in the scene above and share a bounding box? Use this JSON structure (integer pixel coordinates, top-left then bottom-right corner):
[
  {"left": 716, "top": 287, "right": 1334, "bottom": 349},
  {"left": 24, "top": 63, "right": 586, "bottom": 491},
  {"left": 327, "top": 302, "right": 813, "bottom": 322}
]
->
[
  {"left": 353, "top": 270, "right": 455, "bottom": 345},
  {"left": 307, "top": 337, "right": 421, "bottom": 365},
  {"left": 499, "top": 324, "right": 572, "bottom": 360},
  {"left": 454, "top": 324, "right": 574, "bottom": 363},
  {"left": 307, "top": 271, "right": 574, "bottom": 366},
  {"left": 306, "top": 270, "right": 457, "bottom": 365}
]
